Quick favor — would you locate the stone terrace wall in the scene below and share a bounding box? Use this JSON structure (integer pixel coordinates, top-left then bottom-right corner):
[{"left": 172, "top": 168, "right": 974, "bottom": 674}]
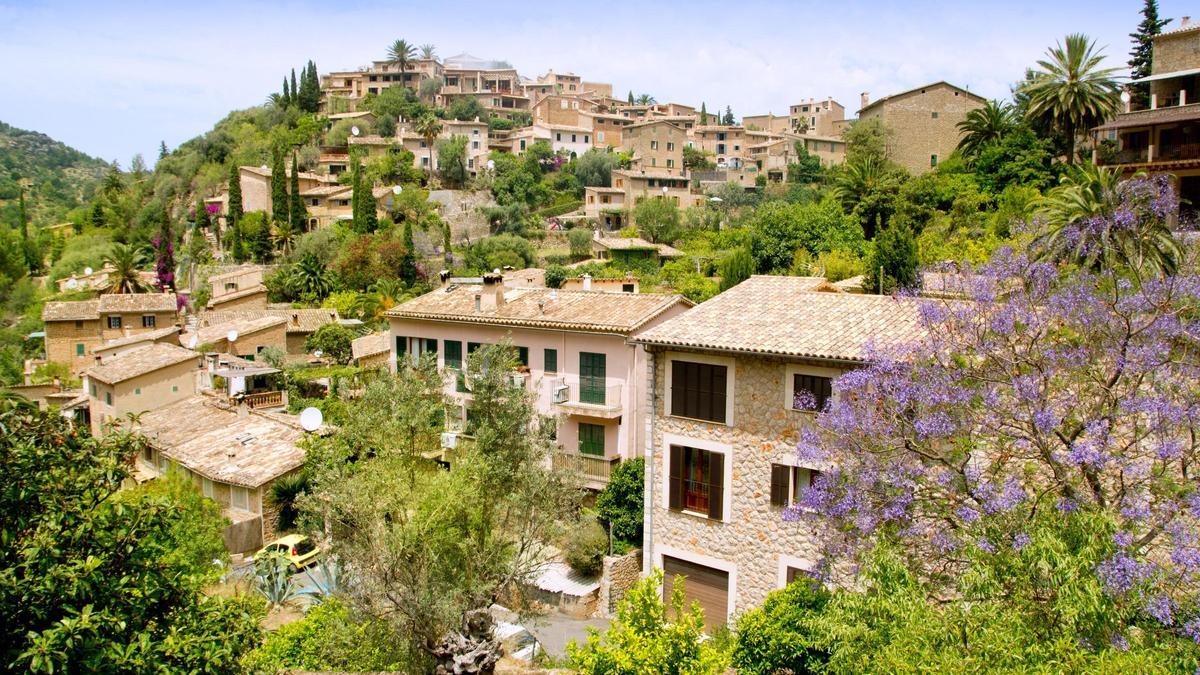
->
[{"left": 597, "top": 548, "right": 642, "bottom": 617}]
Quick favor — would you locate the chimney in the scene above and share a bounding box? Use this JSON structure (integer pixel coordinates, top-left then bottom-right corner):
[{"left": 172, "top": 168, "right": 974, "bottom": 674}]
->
[
  {"left": 582, "top": 273, "right": 593, "bottom": 291},
  {"left": 478, "top": 271, "right": 505, "bottom": 311},
  {"left": 860, "top": 92, "right": 869, "bottom": 110},
  {"left": 439, "top": 269, "right": 451, "bottom": 287},
  {"left": 1184, "top": 16, "right": 1192, "bottom": 26}
]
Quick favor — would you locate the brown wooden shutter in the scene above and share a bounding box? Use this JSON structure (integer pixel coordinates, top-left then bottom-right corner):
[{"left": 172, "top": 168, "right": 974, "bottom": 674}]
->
[
  {"left": 668, "top": 445, "right": 683, "bottom": 510},
  {"left": 707, "top": 451, "right": 724, "bottom": 520},
  {"left": 770, "top": 464, "right": 789, "bottom": 507}
]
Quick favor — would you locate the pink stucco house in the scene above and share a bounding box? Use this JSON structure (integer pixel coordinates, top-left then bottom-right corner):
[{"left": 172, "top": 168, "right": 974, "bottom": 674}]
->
[{"left": 385, "top": 272, "right": 691, "bottom": 489}]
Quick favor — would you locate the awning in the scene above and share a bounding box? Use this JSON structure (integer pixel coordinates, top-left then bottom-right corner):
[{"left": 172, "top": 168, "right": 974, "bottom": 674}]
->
[{"left": 1132, "top": 67, "right": 1200, "bottom": 83}]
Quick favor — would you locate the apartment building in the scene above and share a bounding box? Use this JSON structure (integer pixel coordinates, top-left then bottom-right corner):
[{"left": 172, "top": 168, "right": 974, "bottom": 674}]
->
[
  {"left": 1094, "top": 17, "right": 1200, "bottom": 216},
  {"left": 43, "top": 293, "right": 179, "bottom": 373},
  {"left": 858, "top": 81, "right": 986, "bottom": 175},
  {"left": 690, "top": 125, "right": 751, "bottom": 169},
  {"left": 385, "top": 273, "right": 691, "bottom": 489},
  {"left": 612, "top": 169, "right": 700, "bottom": 210},
  {"left": 788, "top": 98, "right": 847, "bottom": 136},
  {"left": 207, "top": 266, "right": 269, "bottom": 311},
  {"left": 633, "top": 276, "right": 925, "bottom": 630},
  {"left": 84, "top": 342, "right": 201, "bottom": 435},
  {"left": 622, "top": 121, "right": 688, "bottom": 175},
  {"left": 133, "top": 394, "right": 309, "bottom": 553}
]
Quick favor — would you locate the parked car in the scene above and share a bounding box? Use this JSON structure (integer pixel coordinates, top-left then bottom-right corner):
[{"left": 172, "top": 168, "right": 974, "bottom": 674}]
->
[{"left": 255, "top": 534, "right": 320, "bottom": 572}]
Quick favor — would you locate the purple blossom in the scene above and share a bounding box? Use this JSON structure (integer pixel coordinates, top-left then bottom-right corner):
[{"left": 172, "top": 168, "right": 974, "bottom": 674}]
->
[
  {"left": 1145, "top": 595, "right": 1175, "bottom": 625},
  {"left": 1012, "top": 532, "right": 1031, "bottom": 551},
  {"left": 1096, "top": 552, "right": 1153, "bottom": 595}
]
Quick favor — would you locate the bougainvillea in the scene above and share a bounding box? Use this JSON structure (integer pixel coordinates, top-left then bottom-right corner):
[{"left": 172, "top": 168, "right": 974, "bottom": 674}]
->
[{"left": 791, "top": 181, "right": 1200, "bottom": 655}]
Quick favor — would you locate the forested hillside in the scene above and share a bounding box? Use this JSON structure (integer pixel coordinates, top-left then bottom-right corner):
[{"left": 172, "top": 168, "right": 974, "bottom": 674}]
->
[{"left": 0, "top": 121, "right": 110, "bottom": 227}]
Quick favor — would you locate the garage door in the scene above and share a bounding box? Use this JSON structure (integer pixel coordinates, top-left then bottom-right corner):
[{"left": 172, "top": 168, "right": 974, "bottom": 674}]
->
[{"left": 662, "top": 556, "right": 729, "bottom": 632}]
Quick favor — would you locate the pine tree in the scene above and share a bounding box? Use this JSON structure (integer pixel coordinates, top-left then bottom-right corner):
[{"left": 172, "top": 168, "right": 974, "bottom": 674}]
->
[
  {"left": 700, "top": 102, "right": 708, "bottom": 125},
  {"left": 723, "top": 105, "right": 734, "bottom": 126},
  {"left": 158, "top": 141, "right": 168, "bottom": 160},
  {"left": 289, "top": 153, "right": 305, "bottom": 233},
  {"left": 91, "top": 201, "right": 105, "bottom": 229},
  {"left": 1130, "top": 0, "right": 1171, "bottom": 107},
  {"left": 270, "top": 150, "right": 288, "bottom": 225}
]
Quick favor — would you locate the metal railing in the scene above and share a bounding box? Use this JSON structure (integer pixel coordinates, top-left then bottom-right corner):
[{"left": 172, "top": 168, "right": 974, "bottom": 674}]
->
[
  {"left": 1100, "top": 147, "right": 1148, "bottom": 165},
  {"left": 553, "top": 452, "right": 620, "bottom": 483},
  {"left": 550, "top": 378, "right": 623, "bottom": 408},
  {"left": 1157, "top": 142, "right": 1200, "bottom": 162}
]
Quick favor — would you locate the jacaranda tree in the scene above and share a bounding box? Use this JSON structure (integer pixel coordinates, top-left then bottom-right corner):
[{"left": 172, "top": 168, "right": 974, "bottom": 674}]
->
[{"left": 790, "top": 181, "right": 1200, "bottom": 667}]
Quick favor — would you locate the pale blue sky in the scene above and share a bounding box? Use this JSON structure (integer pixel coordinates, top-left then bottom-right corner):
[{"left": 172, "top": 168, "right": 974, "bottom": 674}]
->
[{"left": 0, "top": 0, "right": 1182, "bottom": 165}]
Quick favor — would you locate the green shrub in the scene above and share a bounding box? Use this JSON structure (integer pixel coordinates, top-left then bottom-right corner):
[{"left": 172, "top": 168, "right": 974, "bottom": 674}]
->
[
  {"left": 305, "top": 323, "right": 357, "bottom": 364},
  {"left": 818, "top": 248, "right": 865, "bottom": 283},
  {"left": 241, "top": 598, "right": 413, "bottom": 673},
  {"left": 545, "top": 264, "right": 568, "bottom": 289},
  {"left": 731, "top": 578, "right": 831, "bottom": 675},
  {"left": 567, "top": 227, "right": 594, "bottom": 259},
  {"left": 564, "top": 517, "right": 608, "bottom": 577},
  {"left": 595, "top": 458, "right": 643, "bottom": 545}
]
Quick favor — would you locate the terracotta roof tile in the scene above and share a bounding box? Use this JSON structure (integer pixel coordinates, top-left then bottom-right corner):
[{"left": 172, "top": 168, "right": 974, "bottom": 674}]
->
[
  {"left": 202, "top": 308, "right": 341, "bottom": 334},
  {"left": 97, "top": 293, "right": 178, "bottom": 314},
  {"left": 634, "top": 276, "right": 924, "bottom": 363},
  {"left": 183, "top": 315, "right": 286, "bottom": 346},
  {"left": 351, "top": 332, "right": 390, "bottom": 360},
  {"left": 85, "top": 343, "right": 200, "bottom": 384},
  {"left": 42, "top": 299, "right": 100, "bottom": 321}
]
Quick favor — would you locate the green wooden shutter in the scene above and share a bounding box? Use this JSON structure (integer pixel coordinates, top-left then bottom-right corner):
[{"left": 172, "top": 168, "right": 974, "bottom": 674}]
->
[
  {"left": 579, "top": 423, "right": 605, "bottom": 456},
  {"left": 707, "top": 452, "right": 724, "bottom": 520},
  {"left": 770, "top": 464, "right": 790, "bottom": 507},
  {"left": 444, "top": 341, "right": 462, "bottom": 369},
  {"left": 580, "top": 352, "right": 606, "bottom": 404},
  {"left": 544, "top": 348, "right": 558, "bottom": 373}
]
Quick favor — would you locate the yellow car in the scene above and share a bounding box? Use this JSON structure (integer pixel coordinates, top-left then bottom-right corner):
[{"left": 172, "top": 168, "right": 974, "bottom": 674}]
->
[{"left": 255, "top": 534, "right": 320, "bottom": 572}]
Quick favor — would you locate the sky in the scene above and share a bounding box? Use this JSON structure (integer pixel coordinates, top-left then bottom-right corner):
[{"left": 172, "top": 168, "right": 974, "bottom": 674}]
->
[{"left": 0, "top": 0, "right": 1185, "bottom": 165}]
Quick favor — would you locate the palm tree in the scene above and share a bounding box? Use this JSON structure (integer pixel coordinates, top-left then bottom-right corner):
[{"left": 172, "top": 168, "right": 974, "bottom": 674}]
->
[
  {"left": 831, "top": 155, "right": 900, "bottom": 239},
  {"left": 274, "top": 220, "right": 297, "bottom": 255},
  {"left": 956, "top": 100, "right": 1015, "bottom": 159},
  {"left": 634, "top": 94, "right": 657, "bottom": 105},
  {"left": 388, "top": 39, "right": 416, "bottom": 75},
  {"left": 414, "top": 114, "right": 443, "bottom": 183},
  {"left": 1020, "top": 34, "right": 1121, "bottom": 164},
  {"left": 354, "top": 279, "right": 410, "bottom": 321},
  {"left": 288, "top": 253, "right": 333, "bottom": 300},
  {"left": 1033, "top": 163, "right": 1181, "bottom": 275},
  {"left": 102, "top": 243, "right": 149, "bottom": 294},
  {"left": 420, "top": 44, "right": 436, "bottom": 60}
]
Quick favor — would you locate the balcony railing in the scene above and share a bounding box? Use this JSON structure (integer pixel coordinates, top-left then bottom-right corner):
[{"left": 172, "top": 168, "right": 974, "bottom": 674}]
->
[
  {"left": 243, "top": 390, "right": 285, "bottom": 409},
  {"left": 1157, "top": 143, "right": 1200, "bottom": 162},
  {"left": 1100, "top": 147, "right": 1149, "bottom": 166},
  {"left": 553, "top": 451, "right": 620, "bottom": 485},
  {"left": 550, "top": 378, "right": 622, "bottom": 410}
]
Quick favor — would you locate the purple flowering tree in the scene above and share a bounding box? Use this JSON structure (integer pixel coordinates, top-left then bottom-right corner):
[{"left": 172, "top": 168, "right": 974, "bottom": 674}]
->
[{"left": 793, "top": 180, "right": 1200, "bottom": 657}]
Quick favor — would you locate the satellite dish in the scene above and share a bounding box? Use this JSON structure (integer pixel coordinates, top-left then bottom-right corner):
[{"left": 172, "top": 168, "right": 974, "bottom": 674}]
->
[
  {"left": 227, "top": 330, "right": 239, "bottom": 343},
  {"left": 260, "top": 164, "right": 269, "bottom": 172},
  {"left": 299, "top": 407, "right": 324, "bottom": 432},
  {"left": 188, "top": 335, "right": 199, "bottom": 349},
  {"left": 65, "top": 279, "right": 78, "bottom": 290},
  {"left": 392, "top": 185, "right": 403, "bottom": 195},
  {"left": 313, "top": 350, "right": 323, "bottom": 358},
  {"left": 84, "top": 267, "right": 93, "bottom": 276},
  {"left": 1120, "top": 90, "right": 1132, "bottom": 104},
  {"left": 486, "top": 159, "right": 495, "bottom": 171},
  {"left": 351, "top": 125, "right": 361, "bottom": 137}
]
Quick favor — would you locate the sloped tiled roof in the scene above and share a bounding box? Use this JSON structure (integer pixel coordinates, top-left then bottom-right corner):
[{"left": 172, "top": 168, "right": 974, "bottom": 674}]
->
[
  {"left": 207, "top": 284, "right": 268, "bottom": 308},
  {"left": 594, "top": 237, "right": 684, "bottom": 258},
  {"left": 183, "top": 315, "right": 286, "bottom": 347},
  {"left": 351, "top": 332, "right": 390, "bottom": 360},
  {"left": 42, "top": 299, "right": 100, "bottom": 321},
  {"left": 386, "top": 285, "right": 691, "bottom": 334},
  {"left": 202, "top": 308, "right": 341, "bottom": 334},
  {"left": 85, "top": 343, "right": 200, "bottom": 385},
  {"left": 634, "top": 276, "right": 925, "bottom": 363},
  {"left": 97, "top": 293, "right": 178, "bottom": 314},
  {"left": 135, "top": 396, "right": 306, "bottom": 488},
  {"left": 93, "top": 326, "right": 181, "bottom": 354}
]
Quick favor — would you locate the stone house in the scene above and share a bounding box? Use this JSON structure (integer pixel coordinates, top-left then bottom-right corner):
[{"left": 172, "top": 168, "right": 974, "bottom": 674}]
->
[
  {"left": 350, "top": 332, "right": 391, "bottom": 368},
  {"left": 858, "top": 81, "right": 986, "bottom": 175},
  {"left": 92, "top": 326, "right": 182, "bottom": 361},
  {"left": 584, "top": 187, "right": 627, "bottom": 229},
  {"left": 385, "top": 272, "right": 691, "bottom": 490},
  {"left": 592, "top": 235, "right": 684, "bottom": 265},
  {"left": 133, "top": 394, "right": 310, "bottom": 553},
  {"left": 42, "top": 292, "right": 179, "bottom": 374},
  {"left": 207, "top": 266, "right": 269, "bottom": 311},
  {"left": 611, "top": 169, "right": 700, "bottom": 211},
  {"left": 621, "top": 120, "right": 688, "bottom": 175},
  {"left": 632, "top": 276, "right": 925, "bottom": 631},
  {"left": 180, "top": 315, "right": 287, "bottom": 360},
  {"left": 84, "top": 342, "right": 201, "bottom": 436},
  {"left": 202, "top": 308, "right": 342, "bottom": 356},
  {"left": 237, "top": 166, "right": 338, "bottom": 218}
]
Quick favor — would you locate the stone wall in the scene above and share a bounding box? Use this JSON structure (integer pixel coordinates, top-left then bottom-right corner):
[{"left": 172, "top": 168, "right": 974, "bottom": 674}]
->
[
  {"left": 860, "top": 83, "right": 984, "bottom": 175},
  {"left": 1153, "top": 30, "right": 1200, "bottom": 75},
  {"left": 597, "top": 548, "right": 642, "bottom": 617},
  {"left": 647, "top": 349, "right": 835, "bottom": 620}
]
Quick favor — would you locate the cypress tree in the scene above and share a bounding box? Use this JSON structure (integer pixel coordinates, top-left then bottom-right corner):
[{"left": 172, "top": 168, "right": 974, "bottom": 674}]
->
[
  {"left": 17, "top": 188, "right": 28, "bottom": 243},
  {"left": 400, "top": 220, "right": 417, "bottom": 283},
  {"left": 723, "top": 105, "right": 734, "bottom": 125},
  {"left": 866, "top": 223, "right": 919, "bottom": 295},
  {"left": 252, "top": 215, "right": 273, "bottom": 263},
  {"left": 718, "top": 246, "right": 753, "bottom": 291},
  {"left": 700, "top": 102, "right": 708, "bottom": 125},
  {"left": 1130, "top": 0, "right": 1171, "bottom": 108},
  {"left": 290, "top": 69, "right": 299, "bottom": 106},
  {"left": 270, "top": 150, "right": 288, "bottom": 225},
  {"left": 350, "top": 155, "right": 376, "bottom": 233},
  {"left": 282, "top": 77, "right": 290, "bottom": 104},
  {"left": 158, "top": 141, "right": 168, "bottom": 160},
  {"left": 227, "top": 163, "right": 243, "bottom": 228},
  {"left": 289, "top": 153, "right": 305, "bottom": 232},
  {"left": 627, "top": 91, "right": 634, "bottom": 105}
]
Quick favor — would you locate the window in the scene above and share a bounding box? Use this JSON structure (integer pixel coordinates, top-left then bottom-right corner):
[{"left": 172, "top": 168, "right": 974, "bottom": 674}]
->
[
  {"left": 230, "top": 486, "right": 249, "bottom": 510},
  {"left": 598, "top": 131, "right": 605, "bottom": 142},
  {"left": 792, "top": 373, "right": 832, "bottom": 412},
  {"left": 172, "top": 385, "right": 178, "bottom": 393},
  {"left": 717, "top": 143, "right": 726, "bottom": 155},
  {"left": 544, "top": 348, "right": 558, "bottom": 374},
  {"left": 666, "top": 159, "right": 675, "bottom": 168},
  {"left": 571, "top": 134, "right": 577, "bottom": 143},
  {"left": 395, "top": 335, "right": 408, "bottom": 366},
  {"left": 201, "top": 477, "right": 214, "bottom": 499},
  {"left": 90, "top": 383, "right": 96, "bottom": 396},
  {"left": 668, "top": 445, "right": 724, "bottom": 519},
  {"left": 584, "top": 135, "right": 590, "bottom": 143},
  {"left": 107, "top": 316, "right": 122, "bottom": 329},
  {"left": 142, "top": 315, "right": 156, "bottom": 328},
  {"left": 650, "top": 140, "right": 659, "bottom": 150},
  {"left": 667, "top": 142, "right": 675, "bottom": 151},
  {"left": 622, "top": 283, "right": 635, "bottom": 293},
  {"left": 556, "top": 133, "right": 562, "bottom": 142},
  {"left": 579, "top": 352, "right": 607, "bottom": 404},
  {"left": 930, "top": 154, "right": 938, "bottom": 168},
  {"left": 931, "top": 111, "right": 939, "bottom": 119},
  {"left": 105, "top": 392, "right": 112, "bottom": 406},
  {"left": 579, "top": 422, "right": 605, "bottom": 456},
  {"left": 785, "top": 566, "right": 814, "bottom": 585},
  {"left": 517, "top": 346, "right": 529, "bottom": 367},
  {"left": 519, "top": 139, "right": 527, "bottom": 151},
  {"left": 135, "top": 387, "right": 141, "bottom": 395},
  {"left": 670, "top": 360, "right": 727, "bottom": 423},
  {"left": 444, "top": 340, "right": 463, "bottom": 369},
  {"left": 771, "top": 464, "right": 822, "bottom": 507},
  {"left": 76, "top": 343, "right": 85, "bottom": 356}
]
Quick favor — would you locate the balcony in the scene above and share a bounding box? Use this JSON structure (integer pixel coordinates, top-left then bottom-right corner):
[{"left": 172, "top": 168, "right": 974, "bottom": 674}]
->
[
  {"left": 550, "top": 378, "right": 623, "bottom": 419},
  {"left": 1100, "top": 147, "right": 1149, "bottom": 166},
  {"left": 553, "top": 451, "right": 620, "bottom": 488},
  {"left": 1156, "top": 142, "right": 1200, "bottom": 162},
  {"left": 242, "top": 390, "right": 286, "bottom": 410}
]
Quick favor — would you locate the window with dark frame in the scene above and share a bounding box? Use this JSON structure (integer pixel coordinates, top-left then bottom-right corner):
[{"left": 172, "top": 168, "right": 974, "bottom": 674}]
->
[
  {"left": 444, "top": 340, "right": 463, "bottom": 369},
  {"left": 668, "top": 445, "right": 724, "bottom": 520},
  {"left": 670, "top": 360, "right": 727, "bottom": 423},
  {"left": 107, "top": 316, "right": 122, "bottom": 329},
  {"left": 544, "top": 348, "right": 558, "bottom": 374},
  {"left": 578, "top": 422, "right": 605, "bottom": 456},
  {"left": 792, "top": 373, "right": 832, "bottom": 412},
  {"left": 142, "top": 315, "right": 156, "bottom": 328},
  {"left": 770, "top": 463, "right": 822, "bottom": 507}
]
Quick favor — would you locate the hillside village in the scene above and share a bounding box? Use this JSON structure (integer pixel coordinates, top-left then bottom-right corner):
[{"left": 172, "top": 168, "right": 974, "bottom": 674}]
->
[{"left": 7, "top": 1, "right": 1200, "bottom": 672}]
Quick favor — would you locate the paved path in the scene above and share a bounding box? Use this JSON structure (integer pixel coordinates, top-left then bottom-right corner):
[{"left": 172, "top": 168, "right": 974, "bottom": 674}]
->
[{"left": 520, "top": 613, "right": 612, "bottom": 659}]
